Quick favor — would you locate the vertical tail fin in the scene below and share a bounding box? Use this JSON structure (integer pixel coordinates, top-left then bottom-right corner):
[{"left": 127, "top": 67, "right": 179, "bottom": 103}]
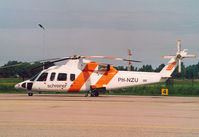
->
[
  {"left": 160, "top": 40, "right": 196, "bottom": 78},
  {"left": 160, "top": 57, "right": 177, "bottom": 78}
]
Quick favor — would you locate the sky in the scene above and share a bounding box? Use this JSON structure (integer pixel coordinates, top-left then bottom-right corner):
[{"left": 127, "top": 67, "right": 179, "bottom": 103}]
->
[{"left": 0, "top": 0, "right": 199, "bottom": 68}]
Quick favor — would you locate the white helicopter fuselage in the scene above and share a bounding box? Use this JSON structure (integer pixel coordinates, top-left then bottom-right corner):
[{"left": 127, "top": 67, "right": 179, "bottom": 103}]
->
[
  {"left": 16, "top": 59, "right": 168, "bottom": 93},
  {"left": 14, "top": 40, "right": 196, "bottom": 96}
]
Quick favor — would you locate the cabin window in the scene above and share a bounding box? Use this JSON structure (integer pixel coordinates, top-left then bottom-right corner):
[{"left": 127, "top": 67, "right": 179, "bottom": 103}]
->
[
  {"left": 70, "top": 74, "right": 75, "bottom": 81},
  {"left": 50, "top": 72, "right": 56, "bottom": 81},
  {"left": 37, "top": 73, "right": 48, "bottom": 81},
  {"left": 57, "top": 73, "right": 67, "bottom": 81}
]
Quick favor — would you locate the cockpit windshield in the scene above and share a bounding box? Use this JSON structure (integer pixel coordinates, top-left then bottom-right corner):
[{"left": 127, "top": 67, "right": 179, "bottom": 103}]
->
[
  {"left": 30, "top": 73, "right": 40, "bottom": 81},
  {"left": 37, "top": 72, "right": 48, "bottom": 81}
]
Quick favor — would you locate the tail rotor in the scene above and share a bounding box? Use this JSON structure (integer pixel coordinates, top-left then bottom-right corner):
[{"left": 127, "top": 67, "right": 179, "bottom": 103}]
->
[{"left": 163, "top": 40, "right": 196, "bottom": 73}]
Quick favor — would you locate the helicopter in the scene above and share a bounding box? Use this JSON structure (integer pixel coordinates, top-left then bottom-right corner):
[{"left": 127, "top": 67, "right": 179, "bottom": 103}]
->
[{"left": 2, "top": 40, "right": 196, "bottom": 97}]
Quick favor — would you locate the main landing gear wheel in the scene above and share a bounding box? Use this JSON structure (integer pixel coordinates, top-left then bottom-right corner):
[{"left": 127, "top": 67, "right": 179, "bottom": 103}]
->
[
  {"left": 28, "top": 93, "right": 33, "bottom": 96},
  {"left": 85, "top": 89, "right": 99, "bottom": 97},
  {"left": 94, "top": 91, "right": 99, "bottom": 97},
  {"left": 90, "top": 89, "right": 99, "bottom": 97}
]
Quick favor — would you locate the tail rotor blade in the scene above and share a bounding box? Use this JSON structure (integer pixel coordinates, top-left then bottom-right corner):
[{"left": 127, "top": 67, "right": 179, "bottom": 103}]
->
[
  {"left": 184, "top": 54, "right": 197, "bottom": 58},
  {"left": 178, "top": 59, "right": 181, "bottom": 73},
  {"left": 162, "top": 56, "right": 175, "bottom": 59},
  {"left": 177, "top": 40, "right": 181, "bottom": 53}
]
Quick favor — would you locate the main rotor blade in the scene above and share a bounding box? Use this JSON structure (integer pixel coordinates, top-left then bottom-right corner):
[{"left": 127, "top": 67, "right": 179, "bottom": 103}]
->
[
  {"left": 31, "top": 63, "right": 47, "bottom": 71},
  {"left": 31, "top": 57, "right": 74, "bottom": 70},
  {"left": 49, "top": 57, "right": 71, "bottom": 64},
  {"left": 0, "top": 57, "right": 62, "bottom": 69},
  {"left": 83, "top": 56, "right": 141, "bottom": 63},
  {"left": 0, "top": 63, "right": 24, "bottom": 69},
  {"left": 1, "top": 54, "right": 141, "bottom": 70}
]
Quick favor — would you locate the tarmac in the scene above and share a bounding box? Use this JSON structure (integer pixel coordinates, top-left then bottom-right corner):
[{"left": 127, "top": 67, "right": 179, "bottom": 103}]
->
[{"left": 0, "top": 94, "right": 199, "bottom": 137}]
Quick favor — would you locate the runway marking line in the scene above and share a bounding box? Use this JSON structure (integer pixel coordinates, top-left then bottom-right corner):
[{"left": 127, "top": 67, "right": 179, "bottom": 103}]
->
[{"left": 0, "top": 122, "right": 199, "bottom": 130}]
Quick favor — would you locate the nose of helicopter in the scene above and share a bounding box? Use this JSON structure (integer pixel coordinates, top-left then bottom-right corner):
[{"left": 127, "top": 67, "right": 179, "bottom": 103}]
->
[
  {"left": 15, "top": 80, "right": 33, "bottom": 91},
  {"left": 14, "top": 83, "right": 20, "bottom": 89},
  {"left": 14, "top": 82, "right": 27, "bottom": 89}
]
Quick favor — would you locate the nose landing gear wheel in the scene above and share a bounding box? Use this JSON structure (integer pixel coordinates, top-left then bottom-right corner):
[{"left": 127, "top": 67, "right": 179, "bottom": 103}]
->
[{"left": 28, "top": 93, "right": 33, "bottom": 96}]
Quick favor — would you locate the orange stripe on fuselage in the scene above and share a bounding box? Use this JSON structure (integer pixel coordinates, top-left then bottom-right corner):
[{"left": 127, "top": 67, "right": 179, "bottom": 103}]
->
[
  {"left": 68, "top": 62, "right": 98, "bottom": 92},
  {"left": 94, "top": 66, "right": 118, "bottom": 88},
  {"left": 166, "top": 62, "right": 176, "bottom": 71}
]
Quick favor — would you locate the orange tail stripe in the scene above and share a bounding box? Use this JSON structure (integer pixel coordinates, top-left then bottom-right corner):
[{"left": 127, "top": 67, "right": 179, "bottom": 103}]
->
[
  {"left": 94, "top": 66, "right": 118, "bottom": 88},
  {"left": 68, "top": 62, "right": 98, "bottom": 92},
  {"left": 166, "top": 62, "right": 176, "bottom": 71}
]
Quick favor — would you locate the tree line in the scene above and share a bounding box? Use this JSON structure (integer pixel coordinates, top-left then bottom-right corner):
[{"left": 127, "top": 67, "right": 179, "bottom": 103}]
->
[
  {"left": 0, "top": 61, "right": 199, "bottom": 79},
  {"left": 0, "top": 61, "right": 53, "bottom": 79}
]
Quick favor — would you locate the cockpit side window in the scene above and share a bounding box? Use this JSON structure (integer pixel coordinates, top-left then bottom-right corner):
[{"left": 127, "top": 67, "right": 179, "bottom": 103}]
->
[
  {"left": 57, "top": 73, "right": 67, "bottom": 81},
  {"left": 50, "top": 72, "right": 56, "bottom": 81},
  {"left": 37, "top": 72, "right": 48, "bottom": 81}
]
